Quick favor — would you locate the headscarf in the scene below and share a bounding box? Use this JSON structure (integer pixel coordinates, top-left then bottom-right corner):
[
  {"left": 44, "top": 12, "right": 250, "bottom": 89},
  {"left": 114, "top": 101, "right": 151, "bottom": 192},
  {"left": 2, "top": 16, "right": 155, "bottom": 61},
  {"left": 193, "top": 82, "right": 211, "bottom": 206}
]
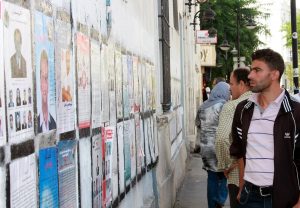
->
[{"left": 201, "top": 81, "right": 230, "bottom": 110}]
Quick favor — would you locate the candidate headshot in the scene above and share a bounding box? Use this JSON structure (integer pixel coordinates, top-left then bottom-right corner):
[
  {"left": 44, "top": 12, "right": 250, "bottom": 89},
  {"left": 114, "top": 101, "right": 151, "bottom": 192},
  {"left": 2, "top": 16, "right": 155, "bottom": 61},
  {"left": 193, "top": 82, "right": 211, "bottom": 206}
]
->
[
  {"left": 11, "top": 29, "right": 27, "bottom": 78},
  {"left": 37, "top": 50, "right": 56, "bottom": 133},
  {"left": 16, "top": 88, "right": 21, "bottom": 106},
  {"left": 9, "top": 114, "right": 14, "bottom": 132},
  {"left": 15, "top": 112, "right": 21, "bottom": 132},
  {"left": 8, "top": 90, "right": 14, "bottom": 107},
  {"left": 23, "top": 89, "right": 27, "bottom": 105}
]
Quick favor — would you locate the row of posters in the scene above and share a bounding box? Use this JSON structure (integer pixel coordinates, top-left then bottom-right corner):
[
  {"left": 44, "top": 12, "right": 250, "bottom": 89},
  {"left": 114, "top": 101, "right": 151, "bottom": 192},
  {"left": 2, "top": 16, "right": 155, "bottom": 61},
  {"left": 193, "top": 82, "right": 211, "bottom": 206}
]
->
[
  {"left": 3, "top": 114, "right": 158, "bottom": 208},
  {"left": 0, "top": 2, "right": 157, "bottom": 146}
]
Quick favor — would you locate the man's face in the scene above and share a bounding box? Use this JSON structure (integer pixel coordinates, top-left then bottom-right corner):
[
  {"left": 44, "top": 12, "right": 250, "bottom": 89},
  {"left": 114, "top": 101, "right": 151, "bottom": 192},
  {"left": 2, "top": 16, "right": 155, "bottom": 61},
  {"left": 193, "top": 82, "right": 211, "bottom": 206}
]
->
[
  {"left": 229, "top": 73, "right": 241, "bottom": 100},
  {"left": 9, "top": 115, "right": 13, "bottom": 128},
  {"left": 248, "top": 60, "right": 275, "bottom": 93},
  {"left": 15, "top": 33, "right": 21, "bottom": 54},
  {"left": 40, "top": 58, "right": 49, "bottom": 107},
  {"left": 66, "top": 50, "right": 70, "bottom": 75}
]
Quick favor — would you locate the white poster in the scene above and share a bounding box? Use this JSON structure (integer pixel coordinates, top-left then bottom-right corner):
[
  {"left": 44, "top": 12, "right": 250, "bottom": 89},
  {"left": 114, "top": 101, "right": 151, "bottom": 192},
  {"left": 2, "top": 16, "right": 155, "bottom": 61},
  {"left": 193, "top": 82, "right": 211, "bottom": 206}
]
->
[
  {"left": 0, "top": 166, "right": 5, "bottom": 208},
  {"left": 79, "top": 137, "right": 92, "bottom": 208},
  {"left": 117, "top": 122, "right": 125, "bottom": 194},
  {"left": 100, "top": 44, "right": 109, "bottom": 124},
  {"left": 129, "top": 119, "right": 136, "bottom": 180},
  {"left": 91, "top": 40, "right": 101, "bottom": 128},
  {"left": 10, "top": 154, "right": 37, "bottom": 208},
  {"left": 115, "top": 49, "right": 123, "bottom": 119},
  {"left": 92, "top": 134, "right": 102, "bottom": 208},
  {"left": 110, "top": 125, "right": 118, "bottom": 202},
  {"left": 108, "top": 44, "right": 116, "bottom": 125},
  {"left": 122, "top": 55, "right": 130, "bottom": 118},
  {"left": 4, "top": 2, "right": 34, "bottom": 143},
  {"left": 55, "top": 20, "right": 75, "bottom": 133},
  {"left": 0, "top": 8, "right": 6, "bottom": 146},
  {"left": 144, "top": 119, "right": 151, "bottom": 166},
  {"left": 76, "top": 32, "right": 91, "bottom": 129}
]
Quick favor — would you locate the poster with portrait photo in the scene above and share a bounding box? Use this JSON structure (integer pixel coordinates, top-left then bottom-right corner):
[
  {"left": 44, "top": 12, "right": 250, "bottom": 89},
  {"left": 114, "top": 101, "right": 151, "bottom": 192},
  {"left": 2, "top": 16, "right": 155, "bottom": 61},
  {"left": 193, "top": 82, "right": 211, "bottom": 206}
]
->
[
  {"left": 3, "top": 2, "right": 34, "bottom": 144},
  {"left": 123, "top": 120, "right": 131, "bottom": 186},
  {"left": 117, "top": 121, "right": 125, "bottom": 194},
  {"left": 35, "top": 11, "right": 56, "bottom": 134},
  {"left": 132, "top": 56, "right": 141, "bottom": 113},
  {"left": 0, "top": 11, "right": 6, "bottom": 146},
  {"left": 39, "top": 147, "right": 59, "bottom": 208},
  {"left": 76, "top": 32, "right": 91, "bottom": 129},
  {"left": 122, "top": 54, "right": 130, "bottom": 118},
  {"left": 91, "top": 40, "right": 101, "bottom": 129},
  {"left": 108, "top": 44, "right": 116, "bottom": 125},
  {"left": 92, "top": 134, "right": 102, "bottom": 208},
  {"left": 55, "top": 19, "right": 75, "bottom": 133},
  {"left": 10, "top": 154, "right": 37, "bottom": 208}
]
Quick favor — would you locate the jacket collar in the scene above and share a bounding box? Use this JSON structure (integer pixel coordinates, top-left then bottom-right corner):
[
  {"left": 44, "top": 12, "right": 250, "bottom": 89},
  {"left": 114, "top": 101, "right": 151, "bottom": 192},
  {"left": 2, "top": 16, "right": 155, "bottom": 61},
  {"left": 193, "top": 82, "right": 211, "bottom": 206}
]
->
[{"left": 244, "top": 90, "right": 293, "bottom": 113}]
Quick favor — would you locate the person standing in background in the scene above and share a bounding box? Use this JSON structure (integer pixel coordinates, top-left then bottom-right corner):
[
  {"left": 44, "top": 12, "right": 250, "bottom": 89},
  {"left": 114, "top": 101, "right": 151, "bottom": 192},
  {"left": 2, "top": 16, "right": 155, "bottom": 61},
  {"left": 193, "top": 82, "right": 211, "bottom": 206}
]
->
[
  {"left": 195, "top": 81, "right": 230, "bottom": 208},
  {"left": 215, "top": 68, "right": 251, "bottom": 208}
]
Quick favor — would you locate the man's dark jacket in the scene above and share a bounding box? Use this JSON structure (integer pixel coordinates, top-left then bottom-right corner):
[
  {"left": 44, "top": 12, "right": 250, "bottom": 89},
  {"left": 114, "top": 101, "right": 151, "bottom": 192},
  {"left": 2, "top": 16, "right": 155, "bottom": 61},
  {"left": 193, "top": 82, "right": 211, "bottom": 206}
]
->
[{"left": 230, "top": 90, "right": 300, "bottom": 208}]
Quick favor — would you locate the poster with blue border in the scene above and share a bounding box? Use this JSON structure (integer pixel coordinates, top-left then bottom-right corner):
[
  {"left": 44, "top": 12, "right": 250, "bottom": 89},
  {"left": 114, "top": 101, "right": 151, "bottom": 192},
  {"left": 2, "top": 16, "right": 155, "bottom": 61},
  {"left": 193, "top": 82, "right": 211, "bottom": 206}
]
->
[{"left": 39, "top": 147, "right": 59, "bottom": 208}]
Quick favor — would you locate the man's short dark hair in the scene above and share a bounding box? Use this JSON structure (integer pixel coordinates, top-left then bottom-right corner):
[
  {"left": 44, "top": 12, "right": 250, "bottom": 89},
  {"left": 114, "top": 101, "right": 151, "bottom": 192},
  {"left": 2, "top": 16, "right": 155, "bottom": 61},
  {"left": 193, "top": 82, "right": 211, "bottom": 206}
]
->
[
  {"left": 232, "top": 68, "right": 250, "bottom": 86},
  {"left": 251, "top": 48, "right": 285, "bottom": 80}
]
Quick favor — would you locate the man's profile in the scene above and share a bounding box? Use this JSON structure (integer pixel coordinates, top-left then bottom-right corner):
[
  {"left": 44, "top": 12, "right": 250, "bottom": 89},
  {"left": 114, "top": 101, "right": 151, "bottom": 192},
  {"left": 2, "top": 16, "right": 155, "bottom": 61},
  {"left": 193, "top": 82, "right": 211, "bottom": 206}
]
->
[
  {"left": 37, "top": 50, "right": 56, "bottom": 133},
  {"left": 11, "top": 29, "right": 27, "bottom": 78}
]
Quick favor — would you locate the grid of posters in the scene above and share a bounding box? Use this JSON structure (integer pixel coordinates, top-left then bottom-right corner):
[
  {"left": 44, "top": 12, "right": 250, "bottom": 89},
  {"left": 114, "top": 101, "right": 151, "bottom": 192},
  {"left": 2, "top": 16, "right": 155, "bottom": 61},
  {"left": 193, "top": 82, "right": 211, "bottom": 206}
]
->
[
  {"left": 4, "top": 2, "right": 34, "bottom": 143},
  {"left": 91, "top": 40, "right": 101, "bottom": 128},
  {"left": 76, "top": 32, "right": 91, "bottom": 129},
  {"left": 10, "top": 154, "right": 37, "bottom": 208},
  {"left": 0, "top": 12, "right": 6, "bottom": 146},
  {"left": 58, "top": 140, "right": 78, "bottom": 208},
  {"left": 92, "top": 134, "right": 102, "bottom": 208},
  {"left": 79, "top": 137, "right": 92, "bottom": 208},
  {"left": 55, "top": 19, "right": 75, "bottom": 133},
  {"left": 39, "top": 147, "right": 59, "bottom": 208},
  {"left": 35, "top": 11, "right": 56, "bottom": 134}
]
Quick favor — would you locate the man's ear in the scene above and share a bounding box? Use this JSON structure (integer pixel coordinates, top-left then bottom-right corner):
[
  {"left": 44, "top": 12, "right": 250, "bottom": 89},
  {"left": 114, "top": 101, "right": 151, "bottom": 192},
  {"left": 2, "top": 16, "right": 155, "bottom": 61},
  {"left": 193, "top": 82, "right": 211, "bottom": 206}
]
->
[{"left": 271, "top": 70, "right": 280, "bottom": 81}]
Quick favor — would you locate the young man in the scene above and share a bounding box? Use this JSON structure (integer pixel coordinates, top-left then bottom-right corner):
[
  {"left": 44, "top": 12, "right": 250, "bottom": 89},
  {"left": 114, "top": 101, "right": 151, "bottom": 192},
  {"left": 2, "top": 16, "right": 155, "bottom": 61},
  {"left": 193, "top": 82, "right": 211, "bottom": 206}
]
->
[
  {"left": 230, "top": 48, "right": 300, "bottom": 208},
  {"left": 215, "top": 68, "right": 251, "bottom": 208}
]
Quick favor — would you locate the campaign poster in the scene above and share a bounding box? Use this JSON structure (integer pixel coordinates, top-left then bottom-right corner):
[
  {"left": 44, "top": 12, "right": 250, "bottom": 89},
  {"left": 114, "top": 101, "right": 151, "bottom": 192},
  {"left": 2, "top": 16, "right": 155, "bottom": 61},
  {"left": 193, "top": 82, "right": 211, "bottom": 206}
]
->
[
  {"left": 140, "top": 119, "right": 145, "bottom": 170},
  {"left": 110, "top": 125, "right": 118, "bottom": 202},
  {"left": 79, "top": 137, "right": 92, "bottom": 208},
  {"left": 127, "top": 55, "right": 134, "bottom": 114},
  {"left": 58, "top": 140, "right": 78, "bottom": 208},
  {"left": 122, "top": 54, "right": 130, "bottom": 118},
  {"left": 132, "top": 56, "right": 141, "bottom": 113},
  {"left": 123, "top": 120, "right": 131, "bottom": 186},
  {"left": 100, "top": 44, "right": 109, "bottom": 124},
  {"left": 151, "top": 65, "right": 157, "bottom": 109},
  {"left": 4, "top": 2, "right": 34, "bottom": 143},
  {"left": 149, "top": 117, "right": 155, "bottom": 162},
  {"left": 76, "top": 32, "right": 91, "bottom": 129},
  {"left": 10, "top": 154, "right": 37, "bottom": 208},
  {"left": 144, "top": 118, "right": 151, "bottom": 166},
  {"left": 50, "top": 0, "right": 71, "bottom": 12},
  {"left": 39, "top": 147, "right": 59, "bottom": 208},
  {"left": 101, "top": 126, "right": 114, "bottom": 207},
  {"left": 135, "top": 114, "right": 142, "bottom": 175},
  {"left": 115, "top": 49, "right": 123, "bottom": 119},
  {"left": 35, "top": 11, "right": 56, "bottom": 134},
  {"left": 129, "top": 119, "right": 136, "bottom": 180},
  {"left": 0, "top": 165, "right": 5, "bottom": 208},
  {"left": 91, "top": 40, "right": 101, "bottom": 128},
  {"left": 55, "top": 19, "right": 75, "bottom": 133},
  {"left": 108, "top": 44, "right": 116, "bottom": 125},
  {"left": 0, "top": 8, "right": 6, "bottom": 146},
  {"left": 92, "top": 134, "right": 102, "bottom": 208},
  {"left": 117, "top": 122, "right": 125, "bottom": 194}
]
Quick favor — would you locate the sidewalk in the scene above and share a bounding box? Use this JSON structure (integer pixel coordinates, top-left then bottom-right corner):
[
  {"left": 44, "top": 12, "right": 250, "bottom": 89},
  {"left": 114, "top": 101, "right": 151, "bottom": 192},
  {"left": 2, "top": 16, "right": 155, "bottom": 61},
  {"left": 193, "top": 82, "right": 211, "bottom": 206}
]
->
[{"left": 174, "top": 154, "right": 230, "bottom": 208}]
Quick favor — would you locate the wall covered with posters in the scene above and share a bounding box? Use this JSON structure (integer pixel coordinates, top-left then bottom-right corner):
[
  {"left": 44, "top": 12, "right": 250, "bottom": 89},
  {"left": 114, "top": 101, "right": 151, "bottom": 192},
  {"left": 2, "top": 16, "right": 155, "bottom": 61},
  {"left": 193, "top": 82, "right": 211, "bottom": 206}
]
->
[{"left": 0, "top": 0, "right": 196, "bottom": 207}]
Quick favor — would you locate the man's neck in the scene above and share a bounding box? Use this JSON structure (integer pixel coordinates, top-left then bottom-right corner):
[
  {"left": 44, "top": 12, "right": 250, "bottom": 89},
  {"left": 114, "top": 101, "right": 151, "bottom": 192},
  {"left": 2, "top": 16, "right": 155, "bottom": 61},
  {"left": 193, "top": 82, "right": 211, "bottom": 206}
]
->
[{"left": 257, "top": 86, "right": 283, "bottom": 109}]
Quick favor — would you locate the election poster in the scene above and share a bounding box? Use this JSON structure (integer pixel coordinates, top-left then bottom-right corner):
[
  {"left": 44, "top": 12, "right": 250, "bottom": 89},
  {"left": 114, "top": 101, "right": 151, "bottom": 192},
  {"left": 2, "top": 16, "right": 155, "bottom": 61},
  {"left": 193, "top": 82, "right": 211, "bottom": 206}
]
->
[
  {"left": 0, "top": 8, "right": 6, "bottom": 146},
  {"left": 115, "top": 49, "right": 123, "bottom": 119},
  {"left": 100, "top": 44, "right": 109, "bottom": 124},
  {"left": 92, "top": 134, "right": 102, "bottom": 208},
  {"left": 117, "top": 122, "right": 125, "bottom": 194}
]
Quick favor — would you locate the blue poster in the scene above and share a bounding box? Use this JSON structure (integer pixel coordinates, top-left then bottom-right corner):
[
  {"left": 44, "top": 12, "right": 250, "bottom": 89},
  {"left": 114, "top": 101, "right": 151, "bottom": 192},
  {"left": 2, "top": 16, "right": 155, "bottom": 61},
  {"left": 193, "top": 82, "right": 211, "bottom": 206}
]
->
[
  {"left": 39, "top": 147, "right": 59, "bottom": 208},
  {"left": 34, "top": 11, "right": 56, "bottom": 134}
]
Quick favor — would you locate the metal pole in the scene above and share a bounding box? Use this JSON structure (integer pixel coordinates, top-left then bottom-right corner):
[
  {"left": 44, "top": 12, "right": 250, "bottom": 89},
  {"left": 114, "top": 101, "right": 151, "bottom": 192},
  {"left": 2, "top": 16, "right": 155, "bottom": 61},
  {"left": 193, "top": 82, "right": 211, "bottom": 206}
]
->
[
  {"left": 291, "top": 0, "right": 299, "bottom": 94},
  {"left": 237, "top": 7, "right": 240, "bottom": 68}
]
